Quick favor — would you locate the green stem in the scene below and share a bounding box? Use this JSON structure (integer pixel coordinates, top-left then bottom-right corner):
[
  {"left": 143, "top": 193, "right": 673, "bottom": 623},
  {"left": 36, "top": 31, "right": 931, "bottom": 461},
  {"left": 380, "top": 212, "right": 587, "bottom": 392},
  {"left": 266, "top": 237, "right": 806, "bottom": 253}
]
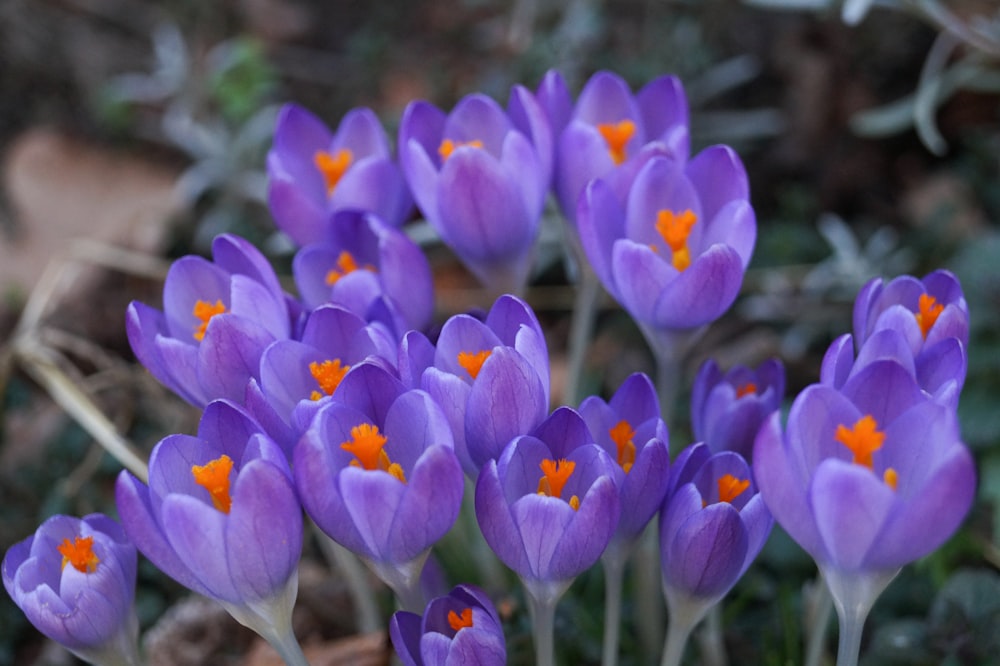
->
[
  {"left": 312, "top": 523, "right": 382, "bottom": 633},
  {"left": 367, "top": 552, "right": 429, "bottom": 614},
  {"left": 634, "top": 524, "right": 665, "bottom": 664},
  {"left": 564, "top": 264, "right": 602, "bottom": 407},
  {"left": 819, "top": 565, "right": 899, "bottom": 666},
  {"left": 804, "top": 574, "right": 834, "bottom": 666},
  {"left": 660, "top": 589, "right": 713, "bottom": 666},
  {"left": 221, "top": 574, "right": 309, "bottom": 666},
  {"left": 601, "top": 545, "right": 628, "bottom": 666},
  {"left": 525, "top": 579, "right": 572, "bottom": 666}
]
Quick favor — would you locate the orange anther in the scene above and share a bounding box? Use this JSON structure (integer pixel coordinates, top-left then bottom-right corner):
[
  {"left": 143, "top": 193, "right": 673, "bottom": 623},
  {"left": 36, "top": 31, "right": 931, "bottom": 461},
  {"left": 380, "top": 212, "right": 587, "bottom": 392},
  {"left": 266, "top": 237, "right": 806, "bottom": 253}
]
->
[
  {"left": 457, "top": 350, "right": 492, "bottom": 380},
  {"left": 309, "top": 359, "right": 350, "bottom": 400},
  {"left": 314, "top": 149, "right": 353, "bottom": 195},
  {"left": 717, "top": 474, "right": 750, "bottom": 504},
  {"left": 448, "top": 608, "right": 474, "bottom": 631},
  {"left": 655, "top": 209, "right": 698, "bottom": 271},
  {"left": 596, "top": 120, "right": 636, "bottom": 165},
  {"left": 192, "top": 455, "right": 234, "bottom": 514},
  {"left": 834, "top": 415, "right": 886, "bottom": 470},
  {"left": 193, "top": 299, "right": 227, "bottom": 341},
  {"left": 608, "top": 420, "right": 637, "bottom": 473},
  {"left": 58, "top": 536, "right": 100, "bottom": 574},
  {"left": 915, "top": 293, "right": 944, "bottom": 339}
]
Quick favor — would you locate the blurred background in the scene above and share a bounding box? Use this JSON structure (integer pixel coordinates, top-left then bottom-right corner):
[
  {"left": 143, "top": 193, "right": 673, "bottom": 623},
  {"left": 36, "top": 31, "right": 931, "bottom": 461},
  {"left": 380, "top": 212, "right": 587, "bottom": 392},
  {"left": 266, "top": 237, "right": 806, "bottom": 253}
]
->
[{"left": 0, "top": 0, "right": 998, "bottom": 664}]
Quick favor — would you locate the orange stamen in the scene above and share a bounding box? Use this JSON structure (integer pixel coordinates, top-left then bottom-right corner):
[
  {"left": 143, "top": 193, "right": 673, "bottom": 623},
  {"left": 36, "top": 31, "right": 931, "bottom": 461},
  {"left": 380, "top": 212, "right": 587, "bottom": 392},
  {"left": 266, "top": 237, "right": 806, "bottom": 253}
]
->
[
  {"left": 596, "top": 120, "right": 636, "bottom": 165},
  {"left": 883, "top": 468, "right": 898, "bottom": 491},
  {"left": 309, "top": 359, "right": 350, "bottom": 400},
  {"left": 537, "top": 459, "right": 578, "bottom": 510},
  {"left": 457, "top": 350, "right": 492, "bottom": 380},
  {"left": 655, "top": 209, "right": 698, "bottom": 271},
  {"left": 438, "top": 139, "right": 484, "bottom": 162},
  {"left": 608, "top": 420, "right": 637, "bottom": 473},
  {"left": 736, "top": 382, "right": 758, "bottom": 398},
  {"left": 57, "top": 536, "right": 99, "bottom": 574},
  {"left": 915, "top": 293, "right": 944, "bottom": 339},
  {"left": 192, "top": 299, "right": 227, "bottom": 342},
  {"left": 340, "top": 423, "right": 406, "bottom": 483},
  {"left": 448, "top": 608, "right": 474, "bottom": 631},
  {"left": 192, "top": 455, "right": 234, "bottom": 514},
  {"left": 717, "top": 474, "right": 750, "bottom": 504},
  {"left": 325, "top": 250, "right": 375, "bottom": 286},
  {"left": 834, "top": 415, "right": 886, "bottom": 470},
  {"left": 314, "top": 149, "right": 353, "bottom": 195}
]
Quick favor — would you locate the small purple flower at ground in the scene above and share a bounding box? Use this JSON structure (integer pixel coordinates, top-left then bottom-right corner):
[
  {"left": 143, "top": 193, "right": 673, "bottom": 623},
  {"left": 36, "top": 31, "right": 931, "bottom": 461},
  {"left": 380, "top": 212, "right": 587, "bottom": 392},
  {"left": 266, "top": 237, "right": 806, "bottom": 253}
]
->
[
  {"left": 126, "top": 233, "right": 292, "bottom": 407},
  {"left": 398, "top": 86, "right": 552, "bottom": 292},
  {"left": 690, "top": 358, "right": 785, "bottom": 459},
  {"left": 267, "top": 103, "right": 413, "bottom": 246},
  {"left": 3, "top": 514, "right": 140, "bottom": 666},
  {"left": 390, "top": 584, "right": 506, "bottom": 666}
]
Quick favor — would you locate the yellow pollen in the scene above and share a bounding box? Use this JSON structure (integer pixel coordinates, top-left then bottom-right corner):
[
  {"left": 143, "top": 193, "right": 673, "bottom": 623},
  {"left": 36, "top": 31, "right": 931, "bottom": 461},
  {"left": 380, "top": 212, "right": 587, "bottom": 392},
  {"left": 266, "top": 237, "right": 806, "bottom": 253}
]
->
[
  {"left": 655, "top": 209, "right": 698, "bottom": 271},
  {"left": 340, "top": 423, "right": 406, "bottom": 483},
  {"left": 57, "top": 536, "right": 99, "bottom": 574},
  {"left": 192, "top": 455, "right": 234, "bottom": 514},
  {"left": 537, "top": 458, "right": 576, "bottom": 506},
  {"left": 608, "top": 420, "right": 637, "bottom": 474},
  {"left": 192, "top": 299, "right": 227, "bottom": 342},
  {"left": 448, "top": 608, "right": 474, "bottom": 632},
  {"left": 314, "top": 148, "right": 354, "bottom": 195},
  {"left": 438, "top": 138, "right": 484, "bottom": 162},
  {"left": 736, "top": 382, "right": 758, "bottom": 398},
  {"left": 309, "top": 359, "right": 350, "bottom": 400},
  {"left": 915, "top": 293, "right": 944, "bottom": 339},
  {"left": 596, "top": 120, "right": 636, "bottom": 165},
  {"left": 717, "top": 474, "right": 751, "bottom": 504},
  {"left": 883, "top": 467, "right": 898, "bottom": 491},
  {"left": 325, "top": 250, "right": 375, "bottom": 286},
  {"left": 835, "top": 415, "right": 886, "bottom": 470},
  {"left": 457, "top": 350, "right": 492, "bottom": 380}
]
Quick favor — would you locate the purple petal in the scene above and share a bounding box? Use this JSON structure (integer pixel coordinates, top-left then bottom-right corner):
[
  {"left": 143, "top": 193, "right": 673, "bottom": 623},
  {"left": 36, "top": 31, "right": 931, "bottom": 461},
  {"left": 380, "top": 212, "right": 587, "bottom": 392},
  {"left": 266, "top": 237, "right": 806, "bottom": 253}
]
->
[{"left": 652, "top": 244, "right": 744, "bottom": 329}]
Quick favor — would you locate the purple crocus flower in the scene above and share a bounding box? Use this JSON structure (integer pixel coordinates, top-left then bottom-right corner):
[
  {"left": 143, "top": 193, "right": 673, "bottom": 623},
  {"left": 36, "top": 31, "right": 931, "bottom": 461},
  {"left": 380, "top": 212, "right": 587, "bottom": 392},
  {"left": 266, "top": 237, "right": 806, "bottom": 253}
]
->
[
  {"left": 398, "top": 86, "right": 552, "bottom": 292},
  {"left": 267, "top": 103, "right": 413, "bottom": 246},
  {"left": 576, "top": 148, "right": 756, "bottom": 333},
  {"left": 390, "top": 584, "right": 506, "bottom": 666},
  {"left": 690, "top": 358, "right": 785, "bottom": 459},
  {"left": 535, "top": 69, "right": 689, "bottom": 226},
  {"left": 115, "top": 400, "right": 305, "bottom": 660},
  {"left": 294, "top": 361, "right": 464, "bottom": 610},
  {"left": 126, "top": 233, "right": 292, "bottom": 407},
  {"left": 3, "top": 514, "right": 139, "bottom": 666},
  {"left": 410, "top": 294, "right": 550, "bottom": 476},
  {"left": 292, "top": 209, "right": 435, "bottom": 336}
]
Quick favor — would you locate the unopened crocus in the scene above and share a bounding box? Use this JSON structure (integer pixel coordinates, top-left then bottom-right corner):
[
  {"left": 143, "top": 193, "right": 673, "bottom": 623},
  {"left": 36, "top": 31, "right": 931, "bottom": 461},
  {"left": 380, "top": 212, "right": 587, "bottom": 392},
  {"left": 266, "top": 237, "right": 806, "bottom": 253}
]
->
[
  {"left": 412, "top": 293, "right": 550, "bottom": 476},
  {"left": 267, "top": 103, "right": 413, "bottom": 246},
  {"left": 126, "top": 233, "right": 292, "bottom": 407},
  {"left": 294, "top": 362, "right": 464, "bottom": 611},
  {"left": 390, "top": 584, "right": 506, "bottom": 666},
  {"left": 398, "top": 86, "right": 551, "bottom": 292},
  {"left": 115, "top": 400, "right": 306, "bottom": 665},
  {"left": 754, "top": 361, "right": 976, "bottom": 666},
  {"left": 690, "top": 358, "right": 785, "bottom": 459},
  {"left": 658, "top": 443, "right": 772, "bottom": 666},
  {"left": 3, "top": 514, "right": 139, "bottom": 666}
]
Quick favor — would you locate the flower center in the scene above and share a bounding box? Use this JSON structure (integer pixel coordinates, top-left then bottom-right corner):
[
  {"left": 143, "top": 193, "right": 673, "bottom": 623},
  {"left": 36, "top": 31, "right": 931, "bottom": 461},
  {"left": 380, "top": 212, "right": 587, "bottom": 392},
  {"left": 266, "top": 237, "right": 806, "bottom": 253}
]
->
[
  {"left": 314, "top": 148, "right": 353, "bottom": 195},
  {"left": 192, "top": 454, "right": 234, "bottom": 514},
  {"left": 915, "top": 293, "right": 944, "bottom": 339},
  {"left": 537, "top": 458, "right": 580, "bottom": 510},
  {"left": 325, "top": 250, "right": 375, "bottom": 286},
  {"left": 835, "top": 415, "right": 898, "bottom": 489},
  {"left": 716, "top": 474, "right": 750, "bottom": 504},
  {"left": 309, "top": 359, "right": 350, "bottom": 400},
  {"left": 192, "top": 299, "right": 227, "bottom": 342},
  {"left": 438, "top": 138, "right": 484, "bottom": 162},
  {"left": 608, "top": 420, "right": 636, "bottom": 474},
  {"left": 57, "top": 536, "right": 99, "bottom": 573},
  {"left": 457, "top": 350, "right": 492, "bottom": 380},
  {"left": 340, "top": 423, "right": 406, "bottom": 483},
  {"left": 597, "top": 120, "right": 636, "bottom": 165},
  {"left": 448, "top": 607, "right": 474, "bottom": 632},
  {"left": 736, "top": 382, "right": 758, "bottom": 398},
  {"left": 655, "top": 209, "right": 698, "bottom": 271}
]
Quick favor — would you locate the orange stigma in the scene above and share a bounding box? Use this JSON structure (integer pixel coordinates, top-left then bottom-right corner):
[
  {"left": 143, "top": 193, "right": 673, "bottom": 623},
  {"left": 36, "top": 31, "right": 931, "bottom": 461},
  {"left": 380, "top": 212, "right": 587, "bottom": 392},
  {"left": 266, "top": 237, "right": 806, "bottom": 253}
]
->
[
  {"left": 314, "top": 148, "right": 353, "bottom": 195},
  {"left": 597, "top": 120, "right": 636, "bottom": 165},
  {"left": 457, "top": 350, "right": 492, "bottom": 380},
  {"left": 192, "top": 455, "right": 234, "bottom": 514},
  {"left": 309, "top": 359, "right": 350, "bottom": 400},
  {"left": 325, "top": 250, "right": 375, "bottom": 286},
  {"left": 538, "top": 458, "right": 580, "bottom": 509},
  {"left": 835, "top": 415, "right": 885, "bottom": 469},
  {"left": 655, "top": 209, "right": 698, "bottom": 271},
  {"left": 915, "top": 293, "right": 944, "bottom": 339},
  {"left": 192, "top": 299, "right": 227, "bottom": 341},
  {"left": 736, "top": 382, "right": 758, "bottom": 398},
  {"left": 57, "top": 536, "right": 100, "bottom": 574},
  {"left": 438, "top": 138, "right": 484, "bottom": 162},
  {"left": 340, "top": 423, "right": 406, "bottom": 482},
  {"left": 717, "top": 474, "right": 750, "bottom": 504},
  {"left": 608, "top": 420, "right": 636, "bottom": 473},
  {"left": 448, "top": 608, "right": 474, "bottom": 631}
]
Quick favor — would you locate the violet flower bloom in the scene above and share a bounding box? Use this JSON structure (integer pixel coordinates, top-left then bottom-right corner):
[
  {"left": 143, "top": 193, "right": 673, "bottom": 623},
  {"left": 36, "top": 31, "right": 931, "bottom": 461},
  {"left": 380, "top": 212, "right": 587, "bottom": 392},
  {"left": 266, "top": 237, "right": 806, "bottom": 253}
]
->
[
  {"left": 398, "top": 86, "right": 552, "bottom": 292},
  {"left": 390, "top": 584, "right": 506, "bottom": 666},
  {"left": 535, "top": 69, "right": 689, "bottom": 226},
  {"left": 126, "top": 234, "right": 292, "bottom": 408},
  {"left": 294, "top": 362, "right": 464, "bottom": 611},
  {"left": 115, "top": 400, "right": 306, "bottom": 663},
  {"left": 267, "top": 103, "right": 413, "bottom": 246},
  {"left": 245, "top": 304, "right": 398, "bottom": 456},
  {"left": 690, "top": 358, "right": 785, "bottom": 459},
  {"left": 576, "top": 149, "right": 756, "bottom": 335},
  {"left": 658, "top": 443, "right": 772, "bottom": 665},
  {"left": 293, "top": 209, "right": 435, "bottom": 336},
  {"left": 3, "top": 514, "right": 140, "bottom": 666},
  {"left": 411, "top": 294, "right": 550, "bottom": 476}
]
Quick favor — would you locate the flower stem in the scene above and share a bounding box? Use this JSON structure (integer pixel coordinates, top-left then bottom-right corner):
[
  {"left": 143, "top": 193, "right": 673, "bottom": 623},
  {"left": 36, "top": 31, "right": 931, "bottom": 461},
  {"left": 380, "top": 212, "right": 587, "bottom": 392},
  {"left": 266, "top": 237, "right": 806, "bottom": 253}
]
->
[
  {"left": 565, "top": 264, "right": 602, "bottom": 407},
  {"left": 804, "top": 575, "right": 834, "bottom": 666},
  {"left": 819, "top": 565, "right": 899, "bottom": 666},
  {"left": 525, "top": 579, "right": 571, "bottom": 666},
  {"left": 695, "top": 605, "right": 728, "bottom": 666},
  {"left": 312, "top": 523, "right": 382, "bottom": 633},
  {"left": 601, "top": 546, "right": 628, "bottom": 666},
  {"left": 367, "top": 552, "right": 429, "bottom": 614},
  {"left": 660, "top": 610, "right": 696, "bottom": 666}
]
